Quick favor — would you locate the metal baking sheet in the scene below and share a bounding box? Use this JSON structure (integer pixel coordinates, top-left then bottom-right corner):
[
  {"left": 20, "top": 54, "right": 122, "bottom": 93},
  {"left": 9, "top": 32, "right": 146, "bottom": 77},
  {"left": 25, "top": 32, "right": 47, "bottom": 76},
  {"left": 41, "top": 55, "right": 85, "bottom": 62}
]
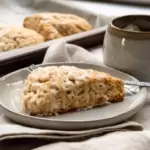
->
[
  {"left": 0, "top": 0, "right": 105, "bottom": 50},
  {"left": 0, "top": 0, "right": 109, "bottom": 75},
  {"left": 0, "top": 26, "right": 105, "bottom": 76}
]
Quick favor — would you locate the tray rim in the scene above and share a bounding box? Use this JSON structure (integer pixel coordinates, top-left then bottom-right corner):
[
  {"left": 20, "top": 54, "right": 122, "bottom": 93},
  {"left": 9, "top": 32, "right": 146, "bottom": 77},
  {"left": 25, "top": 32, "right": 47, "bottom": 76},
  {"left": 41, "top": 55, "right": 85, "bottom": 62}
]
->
[{"left": 0, "top": 26, "right": 107, "bottom": 63}]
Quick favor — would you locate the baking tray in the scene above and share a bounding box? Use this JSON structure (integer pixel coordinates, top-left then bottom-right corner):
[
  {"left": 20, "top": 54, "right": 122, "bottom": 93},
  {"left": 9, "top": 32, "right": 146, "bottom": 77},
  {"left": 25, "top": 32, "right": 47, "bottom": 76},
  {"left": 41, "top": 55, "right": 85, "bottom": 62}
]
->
[
  {"left": 0, "top": 0, "right": 108, "bottom": 75},
  {"left": 0, "top": 25, "right": 106, "bottom": 76}
]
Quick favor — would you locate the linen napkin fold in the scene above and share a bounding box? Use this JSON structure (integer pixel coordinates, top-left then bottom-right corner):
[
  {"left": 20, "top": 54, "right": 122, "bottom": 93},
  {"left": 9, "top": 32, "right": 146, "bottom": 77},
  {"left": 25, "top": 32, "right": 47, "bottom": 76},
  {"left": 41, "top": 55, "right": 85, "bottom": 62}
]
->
[
  {"left": 32, "top": 130, "right": 150, "bottom": 150},
  {"left": 0, "top": 41, "right": 143, "bottom": 143},
  {"left": 0, "top": 114, "right": 143, "bottom": 142},
  {"left": 43, "top": 41, "right": 103, "bottom": 64}
]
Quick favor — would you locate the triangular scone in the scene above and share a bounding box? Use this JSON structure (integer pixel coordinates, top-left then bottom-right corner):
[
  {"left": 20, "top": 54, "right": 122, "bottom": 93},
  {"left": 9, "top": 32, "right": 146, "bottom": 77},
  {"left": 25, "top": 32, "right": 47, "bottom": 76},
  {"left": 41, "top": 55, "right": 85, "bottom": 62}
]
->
[
  {"left": 23, "top": 66, "right": 124, "bottom": 116},
  {"left": 23, "top": 13, "right": 92, "bottom": 41},
  {"left": 0, "top": 26, "right": 44, "bottom": 52}
]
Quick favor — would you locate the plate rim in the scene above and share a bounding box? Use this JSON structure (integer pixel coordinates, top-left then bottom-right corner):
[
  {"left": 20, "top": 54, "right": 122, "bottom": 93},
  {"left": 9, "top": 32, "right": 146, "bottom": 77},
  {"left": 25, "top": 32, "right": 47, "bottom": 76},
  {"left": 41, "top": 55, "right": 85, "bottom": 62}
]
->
[{"left": 0, "top": 62, "right": 147, "bottom": 124}]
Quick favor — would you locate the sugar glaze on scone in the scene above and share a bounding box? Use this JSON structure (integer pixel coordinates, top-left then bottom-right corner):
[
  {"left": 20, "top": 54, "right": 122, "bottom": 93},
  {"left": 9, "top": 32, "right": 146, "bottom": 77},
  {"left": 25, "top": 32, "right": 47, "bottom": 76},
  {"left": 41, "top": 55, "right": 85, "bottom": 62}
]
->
[
  {"left": 23, "top": 66, "right": 124, "bottom": 116},
  {"left": 23, "top": 13, "right": 92, "bottom": 41}
]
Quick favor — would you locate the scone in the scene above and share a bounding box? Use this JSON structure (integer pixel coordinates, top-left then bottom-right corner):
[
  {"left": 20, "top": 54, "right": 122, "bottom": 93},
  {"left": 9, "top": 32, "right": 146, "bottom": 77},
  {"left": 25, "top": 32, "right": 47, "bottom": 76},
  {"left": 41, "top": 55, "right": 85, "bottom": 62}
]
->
[
  {"left": 23, "top": 13, "right": 92, "bottom": 41},
  {"left": 23, "top": 66, "right": 124, "bottom": 116},
  {"left": 0, "top": 26, "right": 44, "bottom": 52}
]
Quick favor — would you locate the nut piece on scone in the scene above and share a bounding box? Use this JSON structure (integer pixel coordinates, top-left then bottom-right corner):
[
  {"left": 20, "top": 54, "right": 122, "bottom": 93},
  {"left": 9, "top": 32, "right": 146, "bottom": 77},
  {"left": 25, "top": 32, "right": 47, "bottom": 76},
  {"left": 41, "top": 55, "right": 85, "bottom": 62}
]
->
[
  {"left": 23, "top": 66, "right": 124, "bottom": 116},
  {"left": 23, "top": 13, "right": 92, "bottom": 41},
  {"left": 0, "top": 26, "right": 44, "bottom": 52}
]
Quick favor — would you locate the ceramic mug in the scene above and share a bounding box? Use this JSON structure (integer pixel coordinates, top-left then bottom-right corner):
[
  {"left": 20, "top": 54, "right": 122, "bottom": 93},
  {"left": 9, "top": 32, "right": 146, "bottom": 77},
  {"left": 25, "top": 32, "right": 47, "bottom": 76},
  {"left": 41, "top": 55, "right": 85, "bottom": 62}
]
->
[{"left": 103, "top": 15, "right": 150, "bottom": 81}]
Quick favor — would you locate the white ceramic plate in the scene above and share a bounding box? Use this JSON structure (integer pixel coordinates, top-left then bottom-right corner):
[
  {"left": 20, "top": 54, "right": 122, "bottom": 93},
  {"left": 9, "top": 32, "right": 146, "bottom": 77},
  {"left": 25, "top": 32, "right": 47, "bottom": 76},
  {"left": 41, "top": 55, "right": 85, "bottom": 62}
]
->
[{"left": 0, "top": 63, "right": 147, "bottom": 130}]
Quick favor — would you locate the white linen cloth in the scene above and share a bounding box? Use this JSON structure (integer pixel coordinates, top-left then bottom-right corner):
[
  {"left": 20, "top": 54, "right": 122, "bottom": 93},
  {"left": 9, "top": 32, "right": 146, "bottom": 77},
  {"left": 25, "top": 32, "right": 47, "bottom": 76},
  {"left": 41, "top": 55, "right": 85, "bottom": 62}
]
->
[{"left": 0, "top": 41, "right": 149, "bottom": 150}]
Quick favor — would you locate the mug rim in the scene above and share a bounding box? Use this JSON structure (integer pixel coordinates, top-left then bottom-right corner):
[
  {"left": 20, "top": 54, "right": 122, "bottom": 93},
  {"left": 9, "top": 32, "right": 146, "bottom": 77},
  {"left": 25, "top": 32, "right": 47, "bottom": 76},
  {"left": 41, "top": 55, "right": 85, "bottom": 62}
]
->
[{"left": 109, "top": 14, "right": 150, "bottom": 39}]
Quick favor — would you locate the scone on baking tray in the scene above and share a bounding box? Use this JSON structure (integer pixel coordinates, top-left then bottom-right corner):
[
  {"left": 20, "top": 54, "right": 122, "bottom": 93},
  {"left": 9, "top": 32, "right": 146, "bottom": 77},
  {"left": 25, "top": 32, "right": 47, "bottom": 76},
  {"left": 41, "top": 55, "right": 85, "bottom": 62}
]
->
[
  {"left": 23, "top": 13, "right": 93, "bottom": 41},
  {"left": 23, "top": 66, "right": 124, "bottom": 116},
  {"left": 0, "top": 26, "right": 44, "bottom": 52}
]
